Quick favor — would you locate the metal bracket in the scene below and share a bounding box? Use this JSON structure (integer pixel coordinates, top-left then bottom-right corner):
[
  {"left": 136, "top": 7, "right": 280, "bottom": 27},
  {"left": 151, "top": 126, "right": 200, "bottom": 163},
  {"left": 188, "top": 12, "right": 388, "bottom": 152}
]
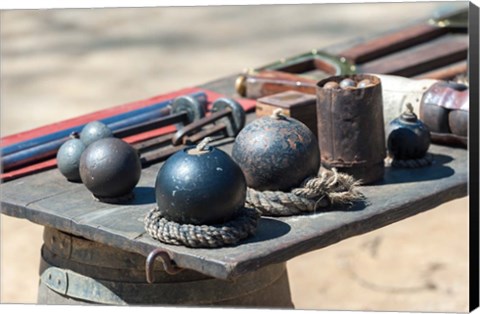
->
[
  {"left": 145, "top": 248, "right": 183, "bottom": 283},
  {"left": 40, "top": 267, "right": 127, "bottom": 305}
]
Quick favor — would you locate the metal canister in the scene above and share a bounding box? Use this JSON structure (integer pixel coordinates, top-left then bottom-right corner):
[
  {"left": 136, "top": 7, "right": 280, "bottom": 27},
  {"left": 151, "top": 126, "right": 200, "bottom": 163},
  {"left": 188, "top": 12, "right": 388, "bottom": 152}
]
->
[{"left": 316, "top": 74, "right": 386, "bottom": 184}]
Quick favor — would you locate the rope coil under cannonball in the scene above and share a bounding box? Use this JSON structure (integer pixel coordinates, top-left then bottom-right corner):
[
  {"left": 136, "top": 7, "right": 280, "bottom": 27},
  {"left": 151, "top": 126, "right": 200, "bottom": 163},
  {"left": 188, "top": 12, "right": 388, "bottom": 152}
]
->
[
  {"left": 389, "top": 153, "right": 434, "bottom": 168},
  {"left": 144, "top": 207, "right": 260, "bottom": 248},
  {"left": 246, "top": 168, "right": 364, "bottom": 216}
]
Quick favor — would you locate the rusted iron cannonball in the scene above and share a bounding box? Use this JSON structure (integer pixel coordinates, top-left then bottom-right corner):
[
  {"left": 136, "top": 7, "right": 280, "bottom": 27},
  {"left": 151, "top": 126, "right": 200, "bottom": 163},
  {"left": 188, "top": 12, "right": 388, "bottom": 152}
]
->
[
  {"left": 155, "top": 142, "right": 246, "bottom": 225},
  {"left": 386, "top": 105, "right": 431, "bottom": 160},
  {"left": 56, "top": 137, "right": 86, "bottom": 182},
  {"left": 79, "top": 137, "right": 141, "bottom": 199},
  {"left": 232, "top": 112, "right": 320, "bottom": 191}
]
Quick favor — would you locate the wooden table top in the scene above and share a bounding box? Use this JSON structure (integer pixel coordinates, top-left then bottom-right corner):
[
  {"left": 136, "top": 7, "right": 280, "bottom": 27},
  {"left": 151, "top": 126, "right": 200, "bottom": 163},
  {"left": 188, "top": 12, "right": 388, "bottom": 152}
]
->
[{"left": 1, "top": 74, "right": 468, "bottom": 279}]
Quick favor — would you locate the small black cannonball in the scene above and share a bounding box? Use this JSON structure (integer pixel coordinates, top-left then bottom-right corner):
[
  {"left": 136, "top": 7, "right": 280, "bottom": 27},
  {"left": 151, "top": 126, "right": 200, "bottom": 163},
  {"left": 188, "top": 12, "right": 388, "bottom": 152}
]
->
[
  {"left": 79, "top": 137, "right": 141, "bottom": 199},
  {"left": 80, "top": 121, "right": 113, "bottom": 146},
  {"left": 232, "top": 113, "right": 320, "bottom": 191},
  {"left": 386, "top": 106, "right": 431, "bottom": 160},
  {"left": 57, "top": 138, "right": 86, "bottom": 182},
  {"left": 155, "top": 144, "right": 246, "bottom": 225}
]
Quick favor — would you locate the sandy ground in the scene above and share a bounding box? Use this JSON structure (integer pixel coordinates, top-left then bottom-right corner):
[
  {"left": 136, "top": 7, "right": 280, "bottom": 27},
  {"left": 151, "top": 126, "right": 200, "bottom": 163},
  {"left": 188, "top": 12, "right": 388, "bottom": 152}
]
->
[{"left": 0, "top": 2, "right": 470, "bottom": 312}]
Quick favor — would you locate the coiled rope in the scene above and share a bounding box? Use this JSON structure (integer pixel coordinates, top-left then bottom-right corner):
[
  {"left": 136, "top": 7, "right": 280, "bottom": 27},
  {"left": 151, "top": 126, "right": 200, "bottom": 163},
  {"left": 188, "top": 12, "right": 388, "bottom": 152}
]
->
[
  {"left": 389, "top": 153, "right": 434, "bottom": 168},
  {"left": 246, "top": 168, "right": 363, "bottom": 216},
  {"left": 144, "top": 207, "right": 260, "bottom": 248}
]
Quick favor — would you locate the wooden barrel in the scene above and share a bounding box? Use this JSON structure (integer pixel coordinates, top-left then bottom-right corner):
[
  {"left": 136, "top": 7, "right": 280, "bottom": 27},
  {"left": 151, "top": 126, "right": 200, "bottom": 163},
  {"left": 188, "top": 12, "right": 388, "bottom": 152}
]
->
[{"left": 37, "top": 227, "right": 294, "bottom": 307}]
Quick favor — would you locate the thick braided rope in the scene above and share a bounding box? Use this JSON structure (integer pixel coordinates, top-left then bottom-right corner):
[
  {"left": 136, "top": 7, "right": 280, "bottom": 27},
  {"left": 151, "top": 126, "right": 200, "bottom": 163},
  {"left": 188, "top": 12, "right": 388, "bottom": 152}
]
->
[
  {"left": 144, "top": 207, "right": 260, "bottom": 248},
  {"left": 246, "top": 168, "right": 363, "bottom": 216},
  {"left": 390, "top": 153, "right": 434, "bottom": 168}
]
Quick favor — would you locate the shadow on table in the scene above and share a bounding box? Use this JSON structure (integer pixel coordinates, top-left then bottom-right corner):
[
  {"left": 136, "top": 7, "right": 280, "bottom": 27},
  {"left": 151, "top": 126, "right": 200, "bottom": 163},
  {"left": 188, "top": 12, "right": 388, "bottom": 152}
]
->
[
  {"left": 375, "top": 153, "right": 455, "bottom": 185},
  {"left": 130, "top": 186, "right": 157, "bottom": 205},
  {"left": 240, "top": 217, "right": 291, "bottom": 245}
]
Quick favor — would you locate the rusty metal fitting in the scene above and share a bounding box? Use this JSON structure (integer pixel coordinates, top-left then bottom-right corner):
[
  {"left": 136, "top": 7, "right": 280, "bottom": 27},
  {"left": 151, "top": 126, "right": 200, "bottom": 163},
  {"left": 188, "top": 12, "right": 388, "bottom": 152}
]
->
[
  {"left": 145, "top": 248, "right": 183, "bottom": 283},
  {"left": 136, "top": 98, "right": 246, "bottom": 167}
]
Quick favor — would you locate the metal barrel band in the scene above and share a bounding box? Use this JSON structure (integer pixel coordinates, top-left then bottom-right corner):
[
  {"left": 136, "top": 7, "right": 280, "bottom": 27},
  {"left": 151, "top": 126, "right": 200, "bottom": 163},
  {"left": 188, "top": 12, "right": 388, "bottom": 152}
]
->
[
  {"left": 144, "top": 207, "right": 261, "bottom": 249},
  {"left": 39, "top": 254, "right": 289, "bottom": 305},
  {"left": 389, "top": 153, "right": 434, "bottom": 169},
  {"left": 40, "top": 266, "right": 129, "bottom": 305},
  {"left": 246, "top": 168, "right": 364, "bottom": 217}
]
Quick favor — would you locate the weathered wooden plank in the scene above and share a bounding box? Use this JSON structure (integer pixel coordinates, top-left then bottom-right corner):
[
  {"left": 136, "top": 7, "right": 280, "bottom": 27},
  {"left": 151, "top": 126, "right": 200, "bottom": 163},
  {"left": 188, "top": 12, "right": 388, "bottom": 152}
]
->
[
  {"left": 358, "top": 34, "right": 468, "bottom": 77},
  {"left": 339, "top": 23, "right": 448, "bottom": 63},
  {"left": 413, "top": 60, "right": 468, "bottom": 80}
]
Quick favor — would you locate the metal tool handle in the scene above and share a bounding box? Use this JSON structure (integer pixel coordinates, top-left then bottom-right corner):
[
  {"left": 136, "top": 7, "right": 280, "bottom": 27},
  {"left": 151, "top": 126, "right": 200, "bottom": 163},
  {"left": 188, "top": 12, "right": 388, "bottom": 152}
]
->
[{"left": 171, "top": 109, "right": 231, "bottom": 146}]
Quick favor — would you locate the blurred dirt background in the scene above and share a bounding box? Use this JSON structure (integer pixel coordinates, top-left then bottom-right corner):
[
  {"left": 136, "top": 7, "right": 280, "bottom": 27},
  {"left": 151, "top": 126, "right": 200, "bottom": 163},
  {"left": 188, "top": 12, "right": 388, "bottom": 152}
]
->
[{"left": 0, "top": 2, "right": 470, "bottom": 312}]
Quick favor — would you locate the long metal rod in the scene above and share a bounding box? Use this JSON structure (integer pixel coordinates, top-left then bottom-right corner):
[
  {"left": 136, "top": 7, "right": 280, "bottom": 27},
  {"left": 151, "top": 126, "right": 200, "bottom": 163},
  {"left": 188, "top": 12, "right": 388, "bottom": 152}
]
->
[
  {"left": 1, "top": 111, "right": 189, "bottom": 171},
  {"left": 1, "top": 91, "right": 207, "bottom": 156}
]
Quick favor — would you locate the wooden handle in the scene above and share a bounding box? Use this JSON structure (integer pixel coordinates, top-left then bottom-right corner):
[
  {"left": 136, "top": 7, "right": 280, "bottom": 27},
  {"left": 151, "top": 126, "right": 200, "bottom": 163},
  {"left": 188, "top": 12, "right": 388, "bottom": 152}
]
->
[{"left": 339, "top": 23, "right": 447, "bottom": 63}]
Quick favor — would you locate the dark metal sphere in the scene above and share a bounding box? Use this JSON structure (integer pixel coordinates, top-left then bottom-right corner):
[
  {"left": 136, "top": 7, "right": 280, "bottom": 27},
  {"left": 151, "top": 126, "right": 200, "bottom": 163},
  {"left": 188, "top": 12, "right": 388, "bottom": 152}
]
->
[
  {"left": 79, "top": 138, "right": 141, "bottom": 199},
  {"left": 155, "top": 145, "right": 246, "bottom": 225},
  {"left": 57, "top": 138, "right": 86, "bottom": 182},
  {"left": 386, "top": 110, "right": 431, "bottom": 160},
  {"left": 232, "top": 114, "right": 320, "bottom": 191},
  {"left": 80, "top": 121, "right": 113, "bottom": 146},
  {"left": 339, "top": 78, "right": 356, "bottom": 90}
]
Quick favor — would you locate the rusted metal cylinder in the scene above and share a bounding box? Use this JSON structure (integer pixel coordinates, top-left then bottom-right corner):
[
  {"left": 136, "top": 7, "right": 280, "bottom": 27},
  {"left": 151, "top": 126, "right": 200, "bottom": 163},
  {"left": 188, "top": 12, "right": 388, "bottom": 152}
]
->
[
  {"left": 37, "top": 227, "right": 293, "bottom": 307},
  {"left": 316, "top": 74, "right": 386, "bottom": 184}
]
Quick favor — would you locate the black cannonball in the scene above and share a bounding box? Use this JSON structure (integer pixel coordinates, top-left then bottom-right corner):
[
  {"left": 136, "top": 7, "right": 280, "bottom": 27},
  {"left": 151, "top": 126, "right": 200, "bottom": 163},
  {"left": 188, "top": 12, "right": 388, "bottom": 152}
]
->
[
  {"left": 80, "top": 121, "right": 113, "bottom": 146},
  {"left": 232, "top": 114, "right": 320, "bottom": 191},
  {"left": 155, "top": 145, "right": 246, "bottom": 225},
  {"left": 386, "top": 109, "right": 431, "bottom": 160},
  {"left": 57, "top": 138, "right": 86, "bottom": 182},
  {"left": 79, "top": 137, "right": 141, "bottom": 199}
]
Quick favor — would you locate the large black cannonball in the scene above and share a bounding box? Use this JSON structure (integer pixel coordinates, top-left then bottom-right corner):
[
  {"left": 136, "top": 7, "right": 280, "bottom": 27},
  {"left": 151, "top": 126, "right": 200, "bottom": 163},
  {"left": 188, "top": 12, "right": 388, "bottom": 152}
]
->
[
  {"left": 232, "top": 114, "right": 320, "bottom": 191},
  {"left": 79, "top": 137, "right": 141, "bottom": 199},
  {"left": 155, "top": 145, "right": 246, "bottom": 225}
]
